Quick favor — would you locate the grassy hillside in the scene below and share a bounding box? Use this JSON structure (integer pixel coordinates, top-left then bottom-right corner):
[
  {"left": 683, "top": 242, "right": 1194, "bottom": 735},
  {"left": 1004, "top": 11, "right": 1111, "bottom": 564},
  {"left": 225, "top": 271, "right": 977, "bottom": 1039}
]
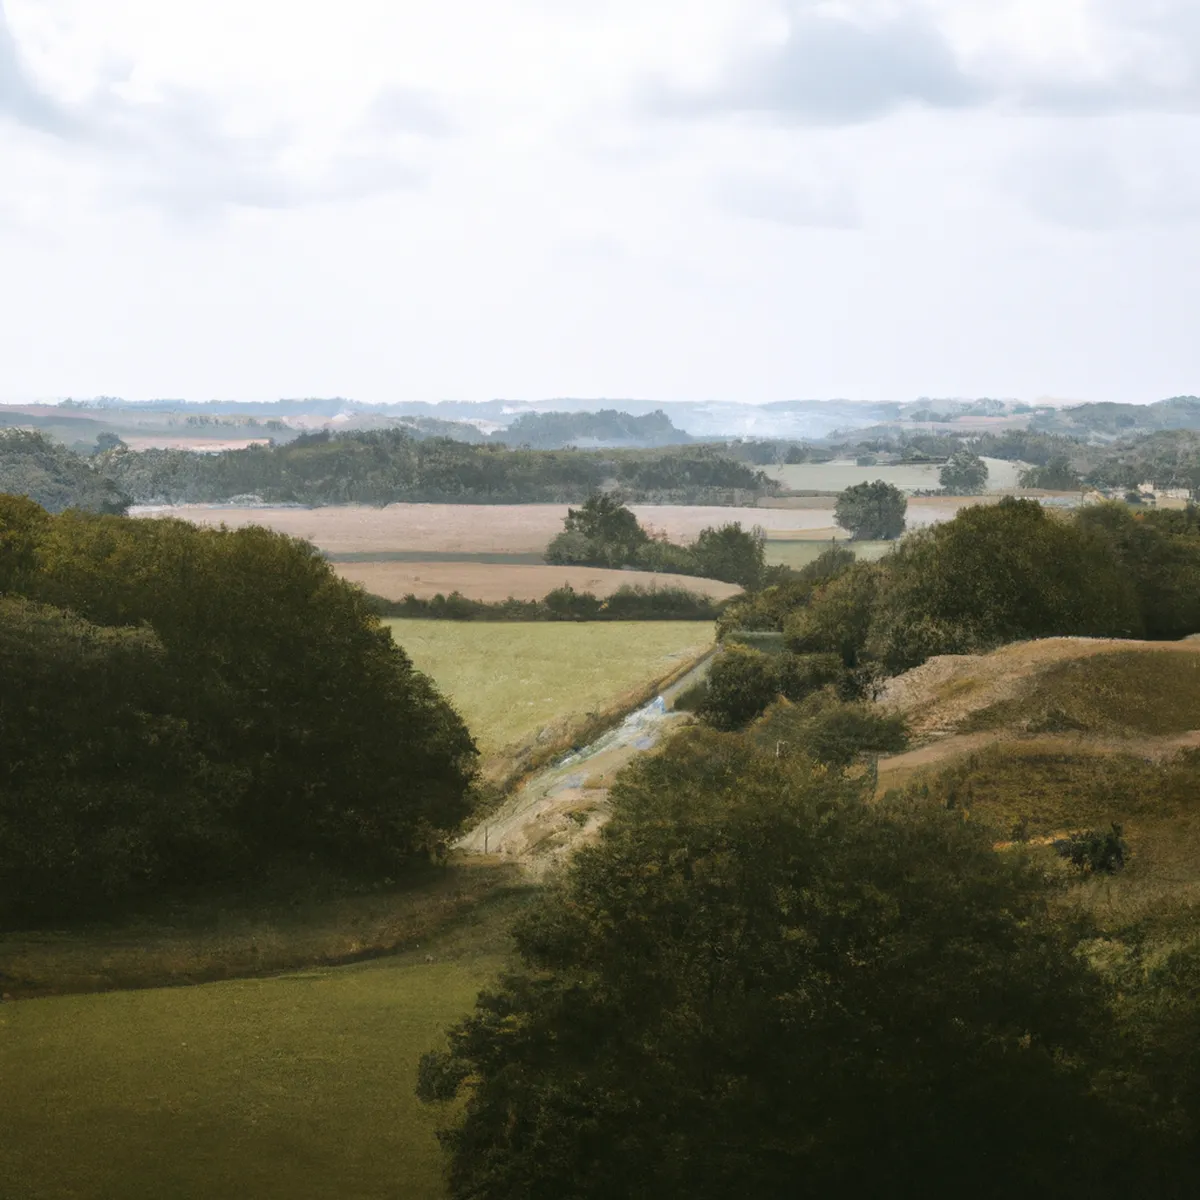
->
[
  {"left": 876, "top": 639, "right": 1200, "bottom": 971},
  {"left": 0, "top": 885, "right": 531, "bottom": 1200},
  {"left": 386, "top": 620, "right": 713, "bottom": 764}
]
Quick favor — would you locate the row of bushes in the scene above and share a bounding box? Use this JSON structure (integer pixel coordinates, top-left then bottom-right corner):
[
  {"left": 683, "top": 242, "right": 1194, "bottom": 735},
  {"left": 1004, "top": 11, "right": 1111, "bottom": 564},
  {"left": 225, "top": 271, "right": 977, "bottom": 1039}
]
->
[{"left": 368, "top": 583, "right": 726, "bottom": 622}]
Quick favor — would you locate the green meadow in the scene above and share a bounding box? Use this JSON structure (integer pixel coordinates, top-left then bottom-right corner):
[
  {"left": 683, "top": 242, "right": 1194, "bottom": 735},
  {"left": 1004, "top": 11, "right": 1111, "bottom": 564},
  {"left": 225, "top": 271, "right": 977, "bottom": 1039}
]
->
[{"left": 1, "top": 891, "right": 530, "bottom": 1200}]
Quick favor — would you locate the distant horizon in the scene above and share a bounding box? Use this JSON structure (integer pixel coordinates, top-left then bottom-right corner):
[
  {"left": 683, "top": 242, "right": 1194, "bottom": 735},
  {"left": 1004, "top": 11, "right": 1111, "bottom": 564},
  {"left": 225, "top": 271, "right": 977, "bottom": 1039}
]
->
[{"left": 0, "top": 394, "right": 1169, "bottom": 411}]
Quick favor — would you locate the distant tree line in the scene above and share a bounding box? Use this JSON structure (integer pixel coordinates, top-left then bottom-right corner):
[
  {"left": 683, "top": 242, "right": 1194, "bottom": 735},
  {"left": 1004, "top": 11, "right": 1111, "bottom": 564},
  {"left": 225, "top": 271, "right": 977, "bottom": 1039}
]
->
[
  {"left": 95, "top": 430, "right": 778, "bottom": 506},
  {"left": 369, "top": 583, "right": 726, "bottom": 622},
  {"left": 0, "top": 429, "right": 129, "bottom": 514},
  {"left": 545, "top": 494, "right": 773, "bottom": 589},
  {"left": 0, "top": 495, "right": 477, "bottom": 926}
]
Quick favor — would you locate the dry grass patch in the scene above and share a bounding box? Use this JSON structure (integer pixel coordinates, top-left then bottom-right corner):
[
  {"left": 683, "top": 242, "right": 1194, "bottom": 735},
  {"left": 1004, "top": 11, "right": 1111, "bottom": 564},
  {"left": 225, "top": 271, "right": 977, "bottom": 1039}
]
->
[{"left": 336, "top": 561, "right": 740, "bottom": 602}]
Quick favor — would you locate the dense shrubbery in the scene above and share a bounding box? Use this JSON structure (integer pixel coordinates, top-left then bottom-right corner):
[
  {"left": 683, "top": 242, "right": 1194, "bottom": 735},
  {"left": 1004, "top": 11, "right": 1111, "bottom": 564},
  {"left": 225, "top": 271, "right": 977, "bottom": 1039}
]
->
[
  {"left": 0, "top": 496, "right": 477, "bottom": 925},
  {"left": 0, "top": 429, "right": 129, "bottom": 514},
  {"left": 752, "top": 500, "right": 1200, "bottom": 678},
  {"left": 370, "top": 583, "right": 725, "bottom": 622},
  {"left": 419, "top": 723, "right": 1160, "bottom": 1199},
  {"left": 96, "top": 429, "right": 778, "bottom": 506},
  {"left": 546, "top": 493, "right": 769, "bottom": 588}
]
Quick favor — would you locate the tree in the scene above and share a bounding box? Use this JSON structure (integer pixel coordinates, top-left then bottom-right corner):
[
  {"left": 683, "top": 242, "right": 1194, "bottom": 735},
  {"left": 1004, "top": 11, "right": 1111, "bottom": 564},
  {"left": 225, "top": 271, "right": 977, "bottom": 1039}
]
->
[
  {"left": 419, "top": 729, "right": 1143, "bottom": 1199},
  {"left": 1, "top": 503, "right": 479, "bottom": 920},
  {"left": 691, "top": 522, "right": 766, "bottom": 589},
  {"left": 1019, "top": 456, "right": 1081, "bottom": 490},
  {"left": 833, "top": 480, "right": 907, "bottom": 540},
  {"left": 697, "top": 646, "right": 779, "bottom": 729},
  {"left": 939, "top": 450, "right": 989, "bottom": 494}
]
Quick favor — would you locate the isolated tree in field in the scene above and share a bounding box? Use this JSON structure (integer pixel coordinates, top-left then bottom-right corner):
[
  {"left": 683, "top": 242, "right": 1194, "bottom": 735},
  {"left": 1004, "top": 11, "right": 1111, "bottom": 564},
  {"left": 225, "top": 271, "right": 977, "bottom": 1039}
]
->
[
  {"left": 563, "top": 493, "right": 648, "bottom": 552},
  {"left": 419, "top": 728, "right": 1140, "bottom": 1199},
  {"left": 939, "top": 450, "right": 988, "bottom": 494},
  {"left": 833, "top": 480, "right": 907, "bottom": 540}
]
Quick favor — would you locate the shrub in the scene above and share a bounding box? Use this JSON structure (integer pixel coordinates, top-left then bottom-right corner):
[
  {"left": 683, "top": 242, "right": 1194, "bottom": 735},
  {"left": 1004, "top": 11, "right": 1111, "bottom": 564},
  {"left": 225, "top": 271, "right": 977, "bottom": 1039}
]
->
[
  {"left": 1054, "top": 824, "right": 1128, "bottom": 875},
  {"left": 698, "top": 647, "right": 780, "bottom": 731}
]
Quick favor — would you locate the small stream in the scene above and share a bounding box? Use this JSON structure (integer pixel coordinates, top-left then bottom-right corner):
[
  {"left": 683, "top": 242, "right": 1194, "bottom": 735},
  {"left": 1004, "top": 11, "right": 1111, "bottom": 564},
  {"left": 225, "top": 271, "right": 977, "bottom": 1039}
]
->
[{"left": 455, "top": 650, "right": 717, "bottom": 864}]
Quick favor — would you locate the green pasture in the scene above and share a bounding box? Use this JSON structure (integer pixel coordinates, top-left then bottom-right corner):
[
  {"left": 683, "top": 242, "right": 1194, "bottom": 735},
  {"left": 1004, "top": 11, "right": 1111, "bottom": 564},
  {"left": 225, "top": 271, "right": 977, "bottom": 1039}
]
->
[
  {"left": 386, "top": 620, "right": 714, "bottom": 754},
  {"left": 1, "top": 893, "right": 528, "bottom": 1200}
]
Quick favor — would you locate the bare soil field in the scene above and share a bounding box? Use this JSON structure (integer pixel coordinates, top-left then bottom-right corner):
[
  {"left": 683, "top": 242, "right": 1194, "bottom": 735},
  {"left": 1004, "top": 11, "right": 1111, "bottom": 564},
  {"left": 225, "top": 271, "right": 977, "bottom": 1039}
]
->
[
  {"left": 336, "top": 562, "right": 741, "bottom": 602},
  {"left": 132, "top": 500, "right": 969, "bottom": 555}
]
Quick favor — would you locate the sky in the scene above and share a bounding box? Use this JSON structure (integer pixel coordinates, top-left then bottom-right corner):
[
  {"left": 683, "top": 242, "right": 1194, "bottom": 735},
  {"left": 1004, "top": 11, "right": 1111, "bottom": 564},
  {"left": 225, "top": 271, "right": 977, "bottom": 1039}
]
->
[{"left": 1, "top": 0, "right": 1198, "bottom": 407}]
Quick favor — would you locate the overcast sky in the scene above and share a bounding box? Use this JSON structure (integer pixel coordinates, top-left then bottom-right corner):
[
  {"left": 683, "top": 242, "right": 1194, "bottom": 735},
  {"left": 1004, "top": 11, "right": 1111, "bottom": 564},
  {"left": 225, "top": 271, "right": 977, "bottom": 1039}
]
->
[{"left": 2, "top": 0, "right": 1198, "bottom": 406}]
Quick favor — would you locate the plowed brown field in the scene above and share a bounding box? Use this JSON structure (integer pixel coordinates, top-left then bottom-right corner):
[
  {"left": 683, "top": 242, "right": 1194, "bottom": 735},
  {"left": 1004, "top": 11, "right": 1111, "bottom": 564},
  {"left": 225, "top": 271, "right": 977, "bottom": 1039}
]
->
[{"left": 337, "top": 562, "right": 741, "bottom": 602}]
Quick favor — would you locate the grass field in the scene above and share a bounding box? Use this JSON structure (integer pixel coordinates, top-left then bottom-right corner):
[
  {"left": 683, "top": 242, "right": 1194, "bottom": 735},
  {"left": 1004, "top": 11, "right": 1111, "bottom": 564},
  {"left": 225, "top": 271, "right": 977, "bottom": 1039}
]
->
[
  {"left": 388, "top": 620, "right": 714, "bottom": 756},
  {"left": 0, "top": 887, "right": 531, "bottom": 1200},
  {"left": 763, "top": 457, "right": 1026, "bottom": 494}
]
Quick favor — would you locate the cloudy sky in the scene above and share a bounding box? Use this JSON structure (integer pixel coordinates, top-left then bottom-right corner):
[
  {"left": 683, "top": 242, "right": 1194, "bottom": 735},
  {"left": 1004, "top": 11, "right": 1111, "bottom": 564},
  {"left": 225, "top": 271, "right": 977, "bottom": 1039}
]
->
[{"left": 2, "top": 0, "right": 1198, "bottom": 406}]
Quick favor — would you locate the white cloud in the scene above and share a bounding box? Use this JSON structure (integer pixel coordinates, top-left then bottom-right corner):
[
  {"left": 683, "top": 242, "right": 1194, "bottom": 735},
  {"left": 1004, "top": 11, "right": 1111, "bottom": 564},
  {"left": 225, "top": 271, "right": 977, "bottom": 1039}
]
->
[{"left": 0, "top": 0, "right": 1198, "bottom": 406}]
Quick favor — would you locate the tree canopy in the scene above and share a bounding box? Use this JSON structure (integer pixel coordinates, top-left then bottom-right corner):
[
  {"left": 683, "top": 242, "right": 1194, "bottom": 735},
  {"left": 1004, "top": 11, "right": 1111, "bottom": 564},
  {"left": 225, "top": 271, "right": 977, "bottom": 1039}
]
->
[
  {"left": 833, "top": 480, "right": 907, "bottom": 540},
  {"left": 939, "top": 449, "right": 989, "bottom": 494},
  {"left": 419, "top": 727, "right": 1142, "bottom": 1199},
  {"left": 0, "top": 499, "right": 477, "bottom": 923}
]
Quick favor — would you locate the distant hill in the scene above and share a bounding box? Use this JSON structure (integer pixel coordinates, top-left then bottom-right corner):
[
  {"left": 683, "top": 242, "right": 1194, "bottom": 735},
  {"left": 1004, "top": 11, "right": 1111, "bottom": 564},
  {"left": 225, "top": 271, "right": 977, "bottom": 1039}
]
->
[
  {"left": 493, "top": 409, "right": 692, "bottom": 449},
  {"left": 1031, "top": 396, "right": 1200, "bottom": 438},
  {"left": 0, "top": 429, "right": 129, "bottom": 514}
]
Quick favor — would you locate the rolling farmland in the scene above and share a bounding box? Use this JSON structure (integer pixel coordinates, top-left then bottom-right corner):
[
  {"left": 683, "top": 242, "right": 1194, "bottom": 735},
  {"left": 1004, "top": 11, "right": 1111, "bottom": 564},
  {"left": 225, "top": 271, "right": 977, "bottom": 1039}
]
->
[{"left": 387, "top": 620, "right": 714, "bottom": 757}]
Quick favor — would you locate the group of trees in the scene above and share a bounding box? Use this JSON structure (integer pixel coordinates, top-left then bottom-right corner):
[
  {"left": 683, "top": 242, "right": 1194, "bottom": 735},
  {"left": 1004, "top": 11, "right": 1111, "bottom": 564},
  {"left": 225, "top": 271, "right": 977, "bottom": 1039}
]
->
[
  {"left": 723, "top": 500, "right": 1200, "bottom": 683},
  {"left": 419, "top": 717, "right": 1191, "bottom": 1197},
  {"left": 93, "top": 430, "right": 778, "bottom": 507},
  {"left": 545, "top": 494, "right": 771, "bottom": 589},
  {"left": 0, "top": 496, "right": 477, "bottom": 924},
  {"left": 0, "top": 429, "right": 129, "bottom": 514},
  {"left": 370, "top": 583, "right": 724, "bottom": 622}
]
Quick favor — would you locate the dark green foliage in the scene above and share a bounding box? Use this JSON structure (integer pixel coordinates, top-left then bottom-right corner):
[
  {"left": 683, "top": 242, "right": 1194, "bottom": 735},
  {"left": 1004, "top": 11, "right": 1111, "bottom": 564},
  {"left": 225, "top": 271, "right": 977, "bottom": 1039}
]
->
[
  {"left": 697, "top": 647, "right": 780, "bottom": 730},
  {"left": 99, "top": 428, "right": 778, "bottom": 506},
  {"left": 691, "top": 522, "right": 766, "bottom": 589},
  {"left": 833, "top": 479, "right": 907, "bottom": 540},
  {"left": 420, "top": 728, "right": 1146, "bottom": 1199},
  {"left": 546, "top": 495, "right": 766, "bottom": 588},
  {"left": 496, "top": 409, "right": 691, "bottom": 449},
  {"left": 774, "top": 652, "right": 844, "bottom": 701},
  {"left": 750, "top": 691, "right": 908, "bottom": 765},
  {"left": 717, "top": 545, "right": 856, "bottom": 636},
  {"left": 369, "top": 585, "right": 724, "bottom": 622},
  {"left": 0, "top": 429, "right": 130, "bottom": 514},
  {"left": 1019, "top": 456, "right": 1082, "bottom": 489},
  {"left": 1054, "top": 824, "right": 1128, "bottom": 874},
  {"left": 0, "top": 502, "right": 477, "bottom": 924},
  {"left": 784, "top": 561, "right": 883, "bottom": 667},
  {"left": 939, "top": 449, "right": 988, "bottom": 494},
  {"left": 868, "top": 500, "right": 1139, "bottom": 671}
]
